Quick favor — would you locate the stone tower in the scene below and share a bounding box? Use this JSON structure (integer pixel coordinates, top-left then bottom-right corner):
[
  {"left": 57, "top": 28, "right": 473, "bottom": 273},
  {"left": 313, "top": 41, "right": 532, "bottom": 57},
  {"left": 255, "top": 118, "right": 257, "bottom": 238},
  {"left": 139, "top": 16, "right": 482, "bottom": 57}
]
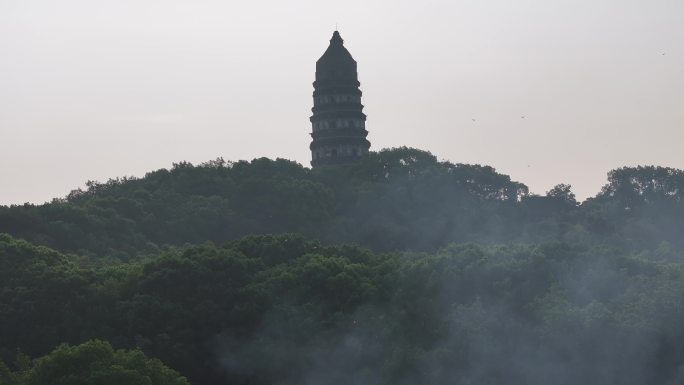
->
[{"left": 310, "top": 31, "right": 370, "bottom": 167}]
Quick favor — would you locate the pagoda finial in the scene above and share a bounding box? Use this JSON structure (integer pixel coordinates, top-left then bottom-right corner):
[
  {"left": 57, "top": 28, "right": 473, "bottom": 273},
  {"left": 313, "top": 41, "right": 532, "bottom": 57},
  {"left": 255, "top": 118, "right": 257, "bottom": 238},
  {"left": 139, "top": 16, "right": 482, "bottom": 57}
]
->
[{"left": 330, "top": 30, "right": 343, "bottom": 45}]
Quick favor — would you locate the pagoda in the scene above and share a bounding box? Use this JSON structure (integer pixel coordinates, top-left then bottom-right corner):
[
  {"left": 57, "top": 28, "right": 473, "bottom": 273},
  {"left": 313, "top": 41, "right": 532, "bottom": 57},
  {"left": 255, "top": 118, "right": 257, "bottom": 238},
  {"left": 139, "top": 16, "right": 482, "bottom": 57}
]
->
[{"left": 310, "top": 31, "right": 370, "bottom": 167}]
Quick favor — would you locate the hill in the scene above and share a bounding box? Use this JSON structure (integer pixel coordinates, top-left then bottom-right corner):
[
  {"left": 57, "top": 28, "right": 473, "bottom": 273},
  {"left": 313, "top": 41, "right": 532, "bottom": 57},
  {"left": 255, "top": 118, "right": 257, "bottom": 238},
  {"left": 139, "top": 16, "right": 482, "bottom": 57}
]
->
[
  {"left": 2, "top": 147, "right": 684, "bottom": 259},
  {"left": 3, "top": 147, "right": 684, "bottom": 384}
]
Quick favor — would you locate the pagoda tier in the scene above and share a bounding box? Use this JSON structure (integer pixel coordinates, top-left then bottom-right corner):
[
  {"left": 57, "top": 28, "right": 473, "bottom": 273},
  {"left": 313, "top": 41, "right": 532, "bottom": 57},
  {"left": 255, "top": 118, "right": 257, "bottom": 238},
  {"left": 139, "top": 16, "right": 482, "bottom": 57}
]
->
[{"left": 310, "top": 31, "right": 370, "bottom": 167}]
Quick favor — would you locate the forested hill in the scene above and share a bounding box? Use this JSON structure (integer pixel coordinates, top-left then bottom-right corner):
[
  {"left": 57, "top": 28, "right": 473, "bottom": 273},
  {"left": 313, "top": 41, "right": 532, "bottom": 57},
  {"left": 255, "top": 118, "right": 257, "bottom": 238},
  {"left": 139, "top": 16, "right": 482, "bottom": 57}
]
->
[
  {"left": 3, "top": 147, "right": 684, "bottom": 385},
  {"left": 2, "top": 147, "right": 684, "bottom": 259}
]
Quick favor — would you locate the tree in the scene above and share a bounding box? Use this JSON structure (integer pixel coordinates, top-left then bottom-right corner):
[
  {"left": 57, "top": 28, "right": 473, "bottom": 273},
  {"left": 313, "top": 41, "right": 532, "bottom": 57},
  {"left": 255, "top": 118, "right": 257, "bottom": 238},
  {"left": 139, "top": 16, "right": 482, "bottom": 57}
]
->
[
  {"left": 22, "top": 340, "right": 188, "bottom": 385},
  {"left": 546, "top": 184, "right": 577, "bottom": 206},
  {"left": 0, "top": 359, "right": 16, "bottom": 385}
]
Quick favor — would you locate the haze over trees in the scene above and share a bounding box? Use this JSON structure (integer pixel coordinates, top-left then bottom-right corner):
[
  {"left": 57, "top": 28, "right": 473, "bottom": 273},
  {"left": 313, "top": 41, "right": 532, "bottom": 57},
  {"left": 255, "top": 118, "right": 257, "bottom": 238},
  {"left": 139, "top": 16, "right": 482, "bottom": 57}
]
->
[{"left": 2, "top": 147, "right": 684, "bottom": 385}]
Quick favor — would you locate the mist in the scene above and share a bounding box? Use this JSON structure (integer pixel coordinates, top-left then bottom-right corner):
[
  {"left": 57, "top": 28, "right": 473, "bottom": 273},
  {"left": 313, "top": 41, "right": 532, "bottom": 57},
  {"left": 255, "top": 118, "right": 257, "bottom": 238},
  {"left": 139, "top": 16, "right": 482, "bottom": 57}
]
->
[{"left": 214, "top": 242, "right": 684, "bottom": 385}]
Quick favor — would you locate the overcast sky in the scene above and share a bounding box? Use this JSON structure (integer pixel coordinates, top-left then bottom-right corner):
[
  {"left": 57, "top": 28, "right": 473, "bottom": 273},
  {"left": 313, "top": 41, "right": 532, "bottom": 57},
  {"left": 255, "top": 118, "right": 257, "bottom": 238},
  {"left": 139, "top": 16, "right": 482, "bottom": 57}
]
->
[{"left": 1, "top": 0, "right": 682, "bottom": 205}]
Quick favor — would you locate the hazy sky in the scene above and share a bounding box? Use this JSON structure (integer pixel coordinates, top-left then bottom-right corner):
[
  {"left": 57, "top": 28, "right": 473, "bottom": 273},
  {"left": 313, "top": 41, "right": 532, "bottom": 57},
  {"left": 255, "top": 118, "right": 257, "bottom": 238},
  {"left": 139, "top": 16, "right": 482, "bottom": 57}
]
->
[{"left": 1, "top": 0, "right": 683, "bottom": 205}]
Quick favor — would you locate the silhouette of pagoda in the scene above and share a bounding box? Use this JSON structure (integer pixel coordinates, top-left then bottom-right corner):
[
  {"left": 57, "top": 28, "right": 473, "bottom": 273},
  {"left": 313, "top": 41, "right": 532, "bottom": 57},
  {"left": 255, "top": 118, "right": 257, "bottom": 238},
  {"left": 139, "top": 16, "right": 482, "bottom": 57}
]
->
[{"left": 310, "top": 31, "right": 370, "bottom": 167}]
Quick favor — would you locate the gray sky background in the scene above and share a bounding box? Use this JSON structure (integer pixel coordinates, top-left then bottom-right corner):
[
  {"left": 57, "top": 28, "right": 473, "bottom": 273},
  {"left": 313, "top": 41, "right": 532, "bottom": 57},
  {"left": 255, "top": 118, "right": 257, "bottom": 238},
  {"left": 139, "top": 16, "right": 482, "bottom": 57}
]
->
[{"left": 1, "top": 0, "right": 683, "bottom": 205}]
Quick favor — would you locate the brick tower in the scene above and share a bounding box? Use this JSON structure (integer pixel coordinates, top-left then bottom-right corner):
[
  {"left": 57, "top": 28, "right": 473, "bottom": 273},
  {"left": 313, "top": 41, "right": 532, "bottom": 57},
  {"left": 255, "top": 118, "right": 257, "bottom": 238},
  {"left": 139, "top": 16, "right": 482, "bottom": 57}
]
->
[{"left": 310, "top": 31, "right": 370, "bottom": 167}]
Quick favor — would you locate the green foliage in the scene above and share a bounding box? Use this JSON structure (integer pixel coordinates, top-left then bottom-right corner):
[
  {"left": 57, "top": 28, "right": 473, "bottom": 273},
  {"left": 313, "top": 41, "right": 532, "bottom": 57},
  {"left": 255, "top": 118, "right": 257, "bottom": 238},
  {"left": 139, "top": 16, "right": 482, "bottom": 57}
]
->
[
  {"left": 3, "top": 149, "right": 683, "bottom": 256},
  {"left": 0, "top": 359, "right": 16, "bottom": 385},
  {"left": 2, "top": 150, "right": 684, "bottom": 384},
  {"left": 0, "top": 149, "right": 536, "bottom": 256},
  {"left": 0, "top": 234, "right": 97, "bottom": 356},
  {"left": 14, "top": 340, "right": 188, "bottom": 385},
  {"left": 2, "top": 233, "right": 684, "bottom": 384}
]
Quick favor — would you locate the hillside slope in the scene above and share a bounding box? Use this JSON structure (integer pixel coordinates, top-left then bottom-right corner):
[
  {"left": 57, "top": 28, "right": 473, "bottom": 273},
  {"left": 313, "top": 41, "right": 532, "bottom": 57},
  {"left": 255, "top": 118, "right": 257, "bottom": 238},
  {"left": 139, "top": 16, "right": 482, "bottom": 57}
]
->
[{"left": 2, "top": 148, "right": 683, "bottom": 259}]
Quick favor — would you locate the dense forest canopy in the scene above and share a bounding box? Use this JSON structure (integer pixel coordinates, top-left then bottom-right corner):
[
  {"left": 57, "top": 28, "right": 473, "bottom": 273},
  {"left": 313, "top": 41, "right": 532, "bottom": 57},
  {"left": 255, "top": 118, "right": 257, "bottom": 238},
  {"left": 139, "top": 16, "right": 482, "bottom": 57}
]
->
[
  {"left": 2, "top": 147, "right": 684, "bottom": 385},
  {"left": 2, "top": 148, "right": 683, "bottom": 258}
]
